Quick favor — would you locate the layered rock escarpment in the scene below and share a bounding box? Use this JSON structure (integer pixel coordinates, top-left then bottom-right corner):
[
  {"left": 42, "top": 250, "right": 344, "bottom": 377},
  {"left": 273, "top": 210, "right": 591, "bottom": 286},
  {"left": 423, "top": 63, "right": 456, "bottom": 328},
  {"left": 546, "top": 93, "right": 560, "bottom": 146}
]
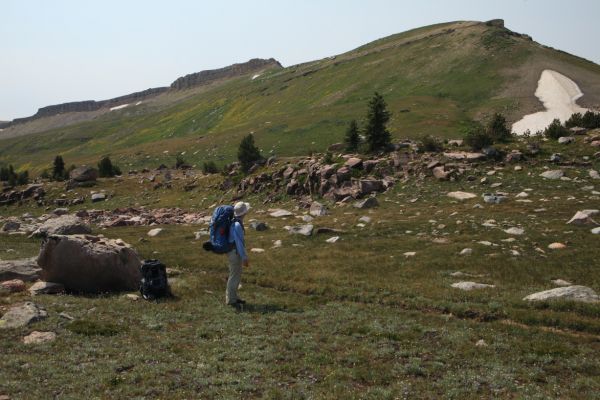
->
[
  {"left": 170, "top": 58, "right": 282, "bottom": 90},
  {"left": 6, "top": 58, "right": 281, "bottom": 128}
]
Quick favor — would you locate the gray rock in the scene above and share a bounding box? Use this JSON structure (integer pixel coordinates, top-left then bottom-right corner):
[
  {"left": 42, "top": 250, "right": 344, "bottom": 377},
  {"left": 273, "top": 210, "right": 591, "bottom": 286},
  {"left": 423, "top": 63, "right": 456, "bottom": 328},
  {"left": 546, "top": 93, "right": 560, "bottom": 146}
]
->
[
  {"left": 0, "top": 258, "right": 41, "bottom": 282},
  {"left": 37, "top": 234, "right": 141, "bottom": 293},
  {"left": 70, "top": 165, "right": 98, "bottom": 182},
  {"left": 523, "top": 286, "right": 599, "bottom": 303},
  {"left": 353, "top": 197, "right": 379, "bottom": 209},
  {"left": 567, "top": 210, "right": 599, "bottom": 226},
  {"left": 589, "top": 170, "right": 600, "bottom": 180},
  {"left": 592, "top": 227, "right": 600, "bottom": 235},
  {"left": 269, "top": 209, "right": 294, "bottom": 218},
  {"left": 447, "top": 191, "right": 477, "bottom": 201},
  {"left": 551, "top": 279, "right": 572, "bottom": 287},
  {"left": 29, "top": 281, "right": 65, "bottom": 295},
  {"left": 249, "top": 221, "right": 269, "bottom": 231},
  {"left": 91, "top": 193, "right": 106, "bottom": 202},
  {"left": 309, "top": 202, "right": 329, "bottom": 217},
  {"left": 288, "top": 224, "right": 313, "bottom": 236},
  {"left": 32, "top": 215, "right": 91, "bottom": 237},
  {"left": 483, "top": 193, "right": 508, "bottom": 204},
  {"left": 52, "top": 208, "right": 70, "bottom": 216},
  {"left": 540, "top": 170, "right": 564, "bottom": 180},
  {"left": 23, "top": 331, "right": 57, "bottom": 344},
  {"left": 2, "top": 219, "right": 21, "bottom": 232},
  {"left": 459, "top": 248, "right": 473, "bottom": 256},
  {"left": 451, "top": 282, "right": 495, "bottom": 291},
  {"left": 558, "top": 136, "right": 575, "bottom": 144},
  {"left": 0, "top": 302, "right": 48, "bottom": 329},
  {"left": 147, "top": 228, "right": 163, "bottom": 237},
  {"left": 504, "top": 227, "right": 525, "bottom": 235}
]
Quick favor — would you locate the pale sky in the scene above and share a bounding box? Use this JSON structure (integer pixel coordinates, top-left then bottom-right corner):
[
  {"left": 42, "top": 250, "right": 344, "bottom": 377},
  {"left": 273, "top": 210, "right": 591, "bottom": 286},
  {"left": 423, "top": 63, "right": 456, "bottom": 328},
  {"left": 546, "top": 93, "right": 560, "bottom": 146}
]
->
[{"left": 1, "top": 0, "right": 599, "bottom": 121}]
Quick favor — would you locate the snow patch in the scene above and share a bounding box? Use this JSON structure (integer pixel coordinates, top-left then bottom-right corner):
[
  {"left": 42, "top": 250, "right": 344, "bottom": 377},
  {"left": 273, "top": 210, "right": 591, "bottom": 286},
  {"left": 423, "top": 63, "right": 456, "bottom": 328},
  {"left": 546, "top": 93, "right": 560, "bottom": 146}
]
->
[
  {"left": 251, "top": 74, "right": 261, "bottom": 80},
  {"left": 110, "top": 103, "right": 129, "bottom": 111},
  {"left": 135, "top": 101, "right": 142, "bottom": 106},
  {"left": 512, "top": 70, "right": 589, "bottom": 135}
]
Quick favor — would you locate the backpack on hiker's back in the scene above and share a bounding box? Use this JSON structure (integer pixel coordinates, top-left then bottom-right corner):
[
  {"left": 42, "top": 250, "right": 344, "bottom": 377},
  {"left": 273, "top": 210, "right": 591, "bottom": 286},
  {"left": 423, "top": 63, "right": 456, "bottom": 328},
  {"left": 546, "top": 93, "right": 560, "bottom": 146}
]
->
[{"left": 203, "top": 205, "right": 242, "bottom": 254}]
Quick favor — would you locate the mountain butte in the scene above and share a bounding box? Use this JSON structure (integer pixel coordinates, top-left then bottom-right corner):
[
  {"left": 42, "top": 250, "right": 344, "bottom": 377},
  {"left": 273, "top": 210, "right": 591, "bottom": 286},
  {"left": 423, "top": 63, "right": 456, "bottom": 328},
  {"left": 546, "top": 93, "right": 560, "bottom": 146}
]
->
[{"left": 1, "top": 19, "right": 600, "bottom": 172}]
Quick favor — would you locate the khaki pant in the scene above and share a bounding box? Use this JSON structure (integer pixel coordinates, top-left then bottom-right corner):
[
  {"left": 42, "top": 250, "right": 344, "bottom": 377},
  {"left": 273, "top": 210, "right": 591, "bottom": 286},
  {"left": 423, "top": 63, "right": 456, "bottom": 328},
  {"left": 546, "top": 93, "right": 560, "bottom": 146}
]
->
[{"left": 226, "top": 249, "right": 242, "bottom": 304}]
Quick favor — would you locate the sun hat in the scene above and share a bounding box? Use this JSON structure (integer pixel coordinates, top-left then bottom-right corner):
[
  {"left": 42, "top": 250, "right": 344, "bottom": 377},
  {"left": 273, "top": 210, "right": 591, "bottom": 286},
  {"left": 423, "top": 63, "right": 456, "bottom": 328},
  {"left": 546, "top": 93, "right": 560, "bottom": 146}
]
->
[{"left": 233, "top": 201, "right": 250, "bottom": 217}]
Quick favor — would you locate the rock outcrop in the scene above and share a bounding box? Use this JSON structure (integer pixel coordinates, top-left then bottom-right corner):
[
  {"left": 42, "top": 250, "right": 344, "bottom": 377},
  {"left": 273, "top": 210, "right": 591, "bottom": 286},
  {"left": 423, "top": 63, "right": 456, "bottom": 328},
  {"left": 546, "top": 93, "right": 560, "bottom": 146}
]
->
[
  {"left": 37, "top": 234, "right": 142, "bottom": 293},
  {"left": 0, "top": 258, "right": 41, "bottom": 282},
  {"left": 170, "top": 58, "right": 282, "bottom": 90}
]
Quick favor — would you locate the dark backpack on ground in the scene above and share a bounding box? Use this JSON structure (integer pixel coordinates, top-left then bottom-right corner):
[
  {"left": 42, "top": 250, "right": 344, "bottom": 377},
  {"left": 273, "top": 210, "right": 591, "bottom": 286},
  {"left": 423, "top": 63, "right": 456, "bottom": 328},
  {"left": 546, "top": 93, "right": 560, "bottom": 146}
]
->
[
  {"left": 140, "top": 259, "right": 170, "bottom": 300},
  {"left": 203, "top": 205, "right": 241, "bottom": 254}
]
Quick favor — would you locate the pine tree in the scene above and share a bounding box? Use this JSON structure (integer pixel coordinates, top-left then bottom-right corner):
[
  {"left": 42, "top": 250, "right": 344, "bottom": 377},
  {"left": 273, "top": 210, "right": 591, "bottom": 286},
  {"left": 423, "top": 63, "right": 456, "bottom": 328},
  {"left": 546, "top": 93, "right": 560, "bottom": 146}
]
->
[
  {"left": 98, "top": 156, "right": 119, "bottom": 177},
  {"left": 53, "top": 155, "right": 65, "bottom": 180},
  {"left": 365, "top": 92, "right": 391, "bottom": 152},
  {"left": 344, "top": 120, "right": 360, "bottom": 152},
  {"left": 487, "top": 113, "right": 512, "bottom": 142},
  {"left": 238, "top": 134, "right": 262, "bottom": 173}
]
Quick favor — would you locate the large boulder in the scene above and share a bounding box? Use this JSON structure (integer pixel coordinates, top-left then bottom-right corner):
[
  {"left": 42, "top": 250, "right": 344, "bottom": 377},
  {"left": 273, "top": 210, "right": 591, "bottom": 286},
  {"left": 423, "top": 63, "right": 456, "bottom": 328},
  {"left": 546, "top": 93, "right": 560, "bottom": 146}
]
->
[
  {"left": 70, "top": 165, "right": 98, "bottom": 182},
  {"left": 37, "top": 234, "right": 142, "bottom": 293},
  {"left": 0, "top": 258, "right": 41, "bottom": 282},
  {"left": 523, "top": 286, "right": 599, "bottom": 303},
  {"left": 32, "top": 215, "right": 91, "bottom": 237}
]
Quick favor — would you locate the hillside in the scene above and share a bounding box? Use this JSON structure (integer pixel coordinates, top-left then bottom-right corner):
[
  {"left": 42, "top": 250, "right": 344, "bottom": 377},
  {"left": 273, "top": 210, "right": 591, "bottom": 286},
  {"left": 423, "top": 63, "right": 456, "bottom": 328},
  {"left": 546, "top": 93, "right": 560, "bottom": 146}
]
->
[{"left": 1, "top": 19, "right": 600, "bottom": 173}]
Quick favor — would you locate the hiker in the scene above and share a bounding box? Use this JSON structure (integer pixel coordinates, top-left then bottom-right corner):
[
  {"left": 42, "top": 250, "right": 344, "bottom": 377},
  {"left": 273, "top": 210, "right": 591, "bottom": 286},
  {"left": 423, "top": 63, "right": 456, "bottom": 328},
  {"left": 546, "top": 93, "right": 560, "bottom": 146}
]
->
[{"left": 226, "top": 201, "right": 250, "bottom": 306}]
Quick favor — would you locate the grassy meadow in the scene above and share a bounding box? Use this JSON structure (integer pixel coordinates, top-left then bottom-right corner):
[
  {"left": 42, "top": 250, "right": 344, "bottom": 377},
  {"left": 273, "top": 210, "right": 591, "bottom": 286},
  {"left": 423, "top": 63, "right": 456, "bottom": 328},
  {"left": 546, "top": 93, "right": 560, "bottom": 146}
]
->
[{"left": 1, "top": 135, "right": 600, "bottom": 398}]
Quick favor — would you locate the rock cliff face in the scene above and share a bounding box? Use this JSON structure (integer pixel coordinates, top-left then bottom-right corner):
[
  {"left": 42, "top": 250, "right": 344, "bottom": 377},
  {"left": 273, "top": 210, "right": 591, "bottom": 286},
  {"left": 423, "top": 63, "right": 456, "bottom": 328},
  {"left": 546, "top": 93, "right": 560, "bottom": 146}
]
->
[
  {"left": 170, "top": 58, "right": 282, "bottom": 90},
  {"left": 5, "top": 58, "right": 282, "bottom": 128},
  {"left": 9, "top": 87, "right": 168, "bottom": 126}
]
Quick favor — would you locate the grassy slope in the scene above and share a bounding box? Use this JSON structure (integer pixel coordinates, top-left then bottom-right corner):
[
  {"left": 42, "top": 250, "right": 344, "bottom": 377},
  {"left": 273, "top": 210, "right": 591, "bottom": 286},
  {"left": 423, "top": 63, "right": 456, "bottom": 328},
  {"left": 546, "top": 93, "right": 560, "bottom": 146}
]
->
[
  {"left": 3, "top": 20, "right": 600, "bottom": 174},
  {"left": 1, "top": 137, "right": 600, "bottom": 398}
]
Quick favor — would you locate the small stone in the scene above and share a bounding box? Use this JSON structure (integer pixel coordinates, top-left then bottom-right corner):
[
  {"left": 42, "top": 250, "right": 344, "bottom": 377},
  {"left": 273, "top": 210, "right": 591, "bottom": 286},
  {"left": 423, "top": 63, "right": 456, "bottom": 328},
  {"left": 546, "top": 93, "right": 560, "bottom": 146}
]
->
[
  {"left": 558, "top": 136, "right": 575, "bottom": 144},
  {"left": 589, "top": 170, "right": 600, "bottom": 180},
  {"left": 309, "top": 202, "right": 329, "bottom": 217},
  {"left": 358, "top": 216, "right": 372, "bottom": 224},
  {"left": 250, "top": 248, "right": 265, "bottom": 253},
  {"left": 548, "top": 242, "right": 566, "bottom": 250},
  {"left": 269, "top": 209, "right": 294, "bottom": 218},
  {"left": 567, "top": 210, "right": 599, "bottom": 226},
  {"left": 124, "top": 294, "right": 140, "bottom": 301},
  {"left": 459, "top": 248, "right": 473, "bottom": 256},
  {"left": 592, "top": 227, "right": 600, "bottom": 234},
  {"left": 249, "top": 221, "right": 269, "bottom": 231},
  {"left": 325, "top": 236, "right": 340, "bottom": 243},
  {"left": 447, "top": 191, "right": 477, "bottom": 201},
  {"left": 91, "top": 193, "right": 106, "bottom": 203},
  {"left": 23, "top": 331, "right": 57, "bottom": 344},
  {"left": 272, "top": 240, "right": 282, "bottom": 248},
  {"left": 403, "top": 252, "right": 416, "bottom": 257},
  {"left": 289, "top": 224, "right": 313, "bottom": 236},
  {"left": 451, "top": 282, "right": 495, "bottom": 291},
  {"left": 147, "top": 228, "right": 163, "bottom": 237},
  {"left": 504, "top": 227, "right": 524, "bottom": 235},
  {"left": 29, "top": 281, "right": 65, "bottom": 295},
  {"left": 540, "top": 170, "right": 564, "bottom": 180},
  {"left": 475, "top": 339, "right": 488, "bottom": 347}
]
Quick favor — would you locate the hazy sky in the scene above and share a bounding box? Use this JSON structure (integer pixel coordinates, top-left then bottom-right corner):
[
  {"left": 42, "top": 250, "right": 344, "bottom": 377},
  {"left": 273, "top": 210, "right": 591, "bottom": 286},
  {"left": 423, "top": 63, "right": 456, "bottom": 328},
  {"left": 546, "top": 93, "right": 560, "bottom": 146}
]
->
[{"left": 2, "top": 0, "right": 599, "bottom": 121}]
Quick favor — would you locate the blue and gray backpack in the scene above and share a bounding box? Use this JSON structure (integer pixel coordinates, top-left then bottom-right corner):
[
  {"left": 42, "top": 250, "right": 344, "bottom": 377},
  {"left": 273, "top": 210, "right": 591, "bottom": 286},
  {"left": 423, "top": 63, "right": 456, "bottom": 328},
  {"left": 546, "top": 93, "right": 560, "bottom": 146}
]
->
[{"left": 203, "top": 205, "right": 241, "bottom": 254}]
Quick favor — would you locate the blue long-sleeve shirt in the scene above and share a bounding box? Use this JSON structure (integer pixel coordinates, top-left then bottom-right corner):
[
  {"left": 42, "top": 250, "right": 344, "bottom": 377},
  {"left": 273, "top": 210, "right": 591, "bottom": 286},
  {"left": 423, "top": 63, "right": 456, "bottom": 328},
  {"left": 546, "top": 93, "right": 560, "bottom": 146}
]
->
[{"left": 228, "top": 221, "right": 247, "bottom": 261}]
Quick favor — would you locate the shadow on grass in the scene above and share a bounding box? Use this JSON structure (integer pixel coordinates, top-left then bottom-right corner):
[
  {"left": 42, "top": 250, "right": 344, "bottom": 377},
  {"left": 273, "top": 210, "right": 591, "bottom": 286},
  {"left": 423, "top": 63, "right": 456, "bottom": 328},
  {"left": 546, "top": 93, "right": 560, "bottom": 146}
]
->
[{"left": 237, "top": 303, "right": 303, "bottom": 314}]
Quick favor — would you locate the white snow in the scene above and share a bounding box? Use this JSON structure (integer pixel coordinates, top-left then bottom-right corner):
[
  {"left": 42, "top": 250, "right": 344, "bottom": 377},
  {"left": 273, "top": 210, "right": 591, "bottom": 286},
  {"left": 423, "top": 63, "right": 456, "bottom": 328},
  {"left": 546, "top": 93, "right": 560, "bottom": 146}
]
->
[
  {"left": 110, "top": 103, "right": 129, "bottom": 111},
  {"left": 135, "top": 101, "right": 142, "bottom": 106},
  {"left": 512, "top": 70, "right": 589, "bottom": 135},
  {"left": 251, "top": 74, "right": 261, "bottom": 80}
]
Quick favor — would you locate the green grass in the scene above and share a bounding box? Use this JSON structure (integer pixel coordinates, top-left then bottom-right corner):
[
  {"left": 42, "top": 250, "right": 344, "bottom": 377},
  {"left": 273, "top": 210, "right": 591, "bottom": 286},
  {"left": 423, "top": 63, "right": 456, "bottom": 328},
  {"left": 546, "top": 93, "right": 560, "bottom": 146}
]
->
[{"left": 1, "top": 135, "right": 600, "bottom": 398}]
